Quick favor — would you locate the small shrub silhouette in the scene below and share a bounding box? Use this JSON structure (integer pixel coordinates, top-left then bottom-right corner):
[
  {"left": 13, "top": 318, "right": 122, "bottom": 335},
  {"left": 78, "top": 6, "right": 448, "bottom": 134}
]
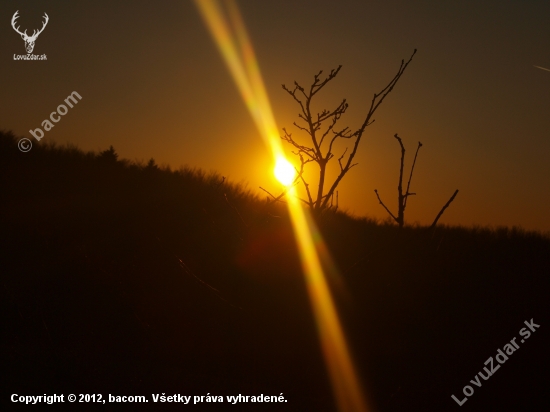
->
[
  {"left": 375, "top": 133, "right": 459, "bottom": 228},
  {"left": 98, "top": 145, "right": 118, "bottom": 163}
]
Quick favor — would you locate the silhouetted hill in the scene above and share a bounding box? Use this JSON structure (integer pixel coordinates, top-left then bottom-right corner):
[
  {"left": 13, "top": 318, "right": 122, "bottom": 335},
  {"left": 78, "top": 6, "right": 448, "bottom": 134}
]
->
[{"left": 1, "top": 131, "right": 549, "bottom": 411}]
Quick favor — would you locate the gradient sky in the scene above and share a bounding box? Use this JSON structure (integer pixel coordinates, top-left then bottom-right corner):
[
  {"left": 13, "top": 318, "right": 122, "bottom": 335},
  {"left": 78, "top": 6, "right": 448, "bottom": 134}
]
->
[{"left": 2, "top": 0, "right": 549, "bottom": 231}]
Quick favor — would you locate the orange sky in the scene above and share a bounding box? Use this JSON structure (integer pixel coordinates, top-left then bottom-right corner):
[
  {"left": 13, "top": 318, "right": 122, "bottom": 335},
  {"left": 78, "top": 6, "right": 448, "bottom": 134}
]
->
[{"left": 2, "top": 0, "right": 549, "bottom": 231}]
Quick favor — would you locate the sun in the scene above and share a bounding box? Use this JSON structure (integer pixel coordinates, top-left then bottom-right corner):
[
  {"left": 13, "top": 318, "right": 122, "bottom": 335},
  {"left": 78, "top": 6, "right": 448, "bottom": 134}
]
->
[{"left": 274, "top": 156, "right": 296, "bottom": 186}]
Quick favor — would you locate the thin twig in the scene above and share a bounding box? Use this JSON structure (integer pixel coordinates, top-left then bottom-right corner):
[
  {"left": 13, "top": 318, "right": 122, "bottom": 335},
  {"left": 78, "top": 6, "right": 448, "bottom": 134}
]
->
[
  {"left": 259, "top": 186, "right": 288, "bottom": 204},
  {"left": 404, "top": 141, "right": 422, "bottom": 209},
  {"left": 430, "top": 190, "right": 459, "bottom": 229},
  {"left": 374, "top": 189, "right": 397, "bottom": 222}
]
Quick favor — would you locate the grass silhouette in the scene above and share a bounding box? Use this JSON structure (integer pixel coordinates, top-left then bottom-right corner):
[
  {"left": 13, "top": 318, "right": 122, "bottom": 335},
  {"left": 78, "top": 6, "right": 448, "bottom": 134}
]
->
[{"left": 1, "top": 130, "right": 548, "bottom": 411}]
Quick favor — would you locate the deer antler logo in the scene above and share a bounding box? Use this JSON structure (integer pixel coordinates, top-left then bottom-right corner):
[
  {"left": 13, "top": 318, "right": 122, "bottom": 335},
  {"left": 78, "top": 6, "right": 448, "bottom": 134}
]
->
[{"left": 11, "top": 11, "right": 49, "bottom": 54}]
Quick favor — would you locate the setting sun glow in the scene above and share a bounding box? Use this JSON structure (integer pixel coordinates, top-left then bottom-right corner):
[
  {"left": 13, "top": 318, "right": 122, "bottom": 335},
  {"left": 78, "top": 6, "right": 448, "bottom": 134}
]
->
[
  {"left": 274, "top": 157, "right": 296, "bottom": 186},
  {"left": 194, "top": 1, "right": 369, "bottom": 411}
]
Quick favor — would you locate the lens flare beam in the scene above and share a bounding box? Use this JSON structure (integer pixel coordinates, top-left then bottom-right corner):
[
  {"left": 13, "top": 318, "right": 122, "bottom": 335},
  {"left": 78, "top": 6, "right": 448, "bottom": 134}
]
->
[{"left": 194, "top": 2, "right": 369, "bottom": 411}]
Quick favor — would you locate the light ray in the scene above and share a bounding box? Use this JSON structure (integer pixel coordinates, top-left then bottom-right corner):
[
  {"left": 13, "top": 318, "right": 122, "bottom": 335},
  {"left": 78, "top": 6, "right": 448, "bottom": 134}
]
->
[
  {"left": 193, "top": 0, "right": 283, "bottom": 159},
  {"left": 534, "top": 65, "right": 550, "bottom": 72},
  {"left": 286, "top": 185, "right": 368, "bottom": 412},
  {"left": 193, "top": 1, "right": 370, "bottom": 411}
]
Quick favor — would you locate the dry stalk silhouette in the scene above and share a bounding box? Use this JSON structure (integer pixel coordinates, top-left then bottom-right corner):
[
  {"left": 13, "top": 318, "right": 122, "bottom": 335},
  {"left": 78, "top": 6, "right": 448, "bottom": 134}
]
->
[
  {"left": 266, "top": 50, "right": 417, "bottom": 214},
  {"left": 374, "top": 133, "right": 459, "bottom": 228}
]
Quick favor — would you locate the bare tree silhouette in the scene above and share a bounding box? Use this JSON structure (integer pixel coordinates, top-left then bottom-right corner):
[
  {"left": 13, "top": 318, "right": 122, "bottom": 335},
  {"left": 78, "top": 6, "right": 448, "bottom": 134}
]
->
[
  {"left": 276, "top": 50, "right": 416, "bottom": 213},
  {"left": 374, "top": 133, "right": 459, "bottom": 228}
]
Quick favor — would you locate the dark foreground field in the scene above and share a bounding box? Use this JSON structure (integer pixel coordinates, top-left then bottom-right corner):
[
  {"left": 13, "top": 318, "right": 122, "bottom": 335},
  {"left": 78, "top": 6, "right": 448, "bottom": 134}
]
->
[{"left": 1, "top": 131, "right": 549, "bottom": 411}]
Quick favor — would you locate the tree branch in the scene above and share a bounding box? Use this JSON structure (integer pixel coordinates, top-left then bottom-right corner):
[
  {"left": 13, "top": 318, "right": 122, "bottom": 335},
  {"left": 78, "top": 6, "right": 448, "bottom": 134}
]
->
[
  {"left": 259, "top": 186, "right": 287, "bottom": 203},
  {"left": 395, "top": 133, "right": 406, "bottom": 227},
  {"left": 404, "top": 141, "right": 422, "bottom": 209},
  {"left": 279, "top": 51, "right": 416, "bottom": 212},
  {"left": 374, "top": 189, "right": 398, "bottom": 222},
  {"left": 430, "top": 189, "right": 459, "bottom": 229},
  {"left": 320, "top": 50, "right": 417, "bottom": 210}
]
